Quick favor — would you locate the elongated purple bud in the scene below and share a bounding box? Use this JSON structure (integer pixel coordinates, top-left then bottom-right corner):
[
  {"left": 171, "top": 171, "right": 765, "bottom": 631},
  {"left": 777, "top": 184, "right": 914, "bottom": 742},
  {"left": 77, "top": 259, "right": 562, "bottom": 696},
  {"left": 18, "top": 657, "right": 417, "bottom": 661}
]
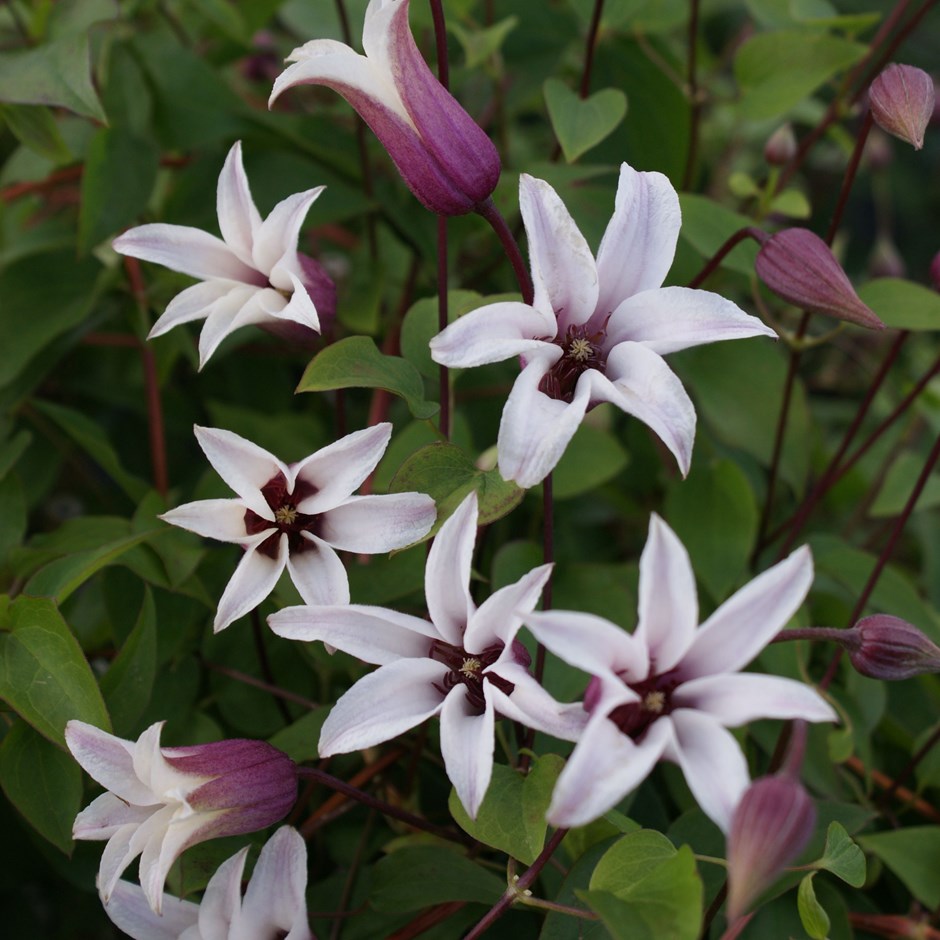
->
[
  {"left": 869, "top": 64, "right": 935, "bottom": 151},
  {"left": 844, "top": 614, "right": 940, "bottom": 680},
  {"left": 764, "top": 124, "right": 796, "bottom": 166},
  {"left": 755, "top": 228, "right": 885, "bottom": 329}
]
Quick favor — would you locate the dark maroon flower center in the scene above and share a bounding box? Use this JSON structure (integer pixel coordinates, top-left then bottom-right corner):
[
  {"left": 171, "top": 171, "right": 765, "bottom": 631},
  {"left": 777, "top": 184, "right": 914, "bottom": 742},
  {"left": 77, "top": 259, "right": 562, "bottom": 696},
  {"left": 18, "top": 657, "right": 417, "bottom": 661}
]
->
[
  {"left": 429, "top": 638, "right": 530, "bottom": 715},
  {"left": 585, "top": 669, "right": 681, "bottom": 740},
  {"left": 538, "top": 325, "right": 606, "bottom": 403},
  {"left": 244, "top": 471, "right": 320, "bottom": 559}
]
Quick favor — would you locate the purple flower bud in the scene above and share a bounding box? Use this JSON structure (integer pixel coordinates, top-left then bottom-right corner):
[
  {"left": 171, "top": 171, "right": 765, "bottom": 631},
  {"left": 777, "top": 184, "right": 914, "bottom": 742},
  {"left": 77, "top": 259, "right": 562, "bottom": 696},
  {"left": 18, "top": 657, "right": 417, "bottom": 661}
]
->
[
  {"left": 930, "top": 252, "right": 940, "bottom": 292},
  {"left": 726, "top": 771, "right": 816, "bottom": 921},
  {"left": 755, "top": 228, "right": 885, "bottom": 329},
  {"left": 869, "top": 64, "right": 935, "bottom": 151},
  {"left": 845, "top": 614, "right": 940, "bottom": 680},
  {"left": 868, "top": 236, "right": 907, "bottom": 279},
  {"left": 764, "top": 124, "right": 797, "bottom": 166}
]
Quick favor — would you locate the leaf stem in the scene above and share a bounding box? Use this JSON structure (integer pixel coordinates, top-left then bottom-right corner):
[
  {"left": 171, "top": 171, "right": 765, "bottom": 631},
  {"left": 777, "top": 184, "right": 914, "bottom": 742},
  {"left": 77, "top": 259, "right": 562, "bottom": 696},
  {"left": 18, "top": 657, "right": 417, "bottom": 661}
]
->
[
  {"left": 681, "top": 0, "right": 702, "bottom": 190},
  {"left": 686, "top": 227, "right": 766, "bottom": 289},
  {"left": 477, "top": 197, "right": 534, "bottom": 304}
]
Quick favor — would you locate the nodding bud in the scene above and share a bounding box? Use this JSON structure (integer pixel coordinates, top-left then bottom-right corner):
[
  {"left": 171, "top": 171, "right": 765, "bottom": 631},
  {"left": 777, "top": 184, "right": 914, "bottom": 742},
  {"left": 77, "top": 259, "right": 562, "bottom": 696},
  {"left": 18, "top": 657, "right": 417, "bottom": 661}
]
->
[
  {"left": 844, "top": 614, "right": 940, "bottom": 680},
  {"left": 868, "top": 236, "right": 907, "bottom": 279},
  {"left": 726, "top": 770, "right": 816, "bottom": 921},
  {"left": 930, "top": 252, "right": 940, "bottom": 292},
  {"left": 869, "top": 64, "right": 935, "bottom": 151},
  {"left": 764, "top": 124, "right": 797, "bottom": 166},
  {"left": 755, "top": 228, "right": 885, "bottom": 329}
]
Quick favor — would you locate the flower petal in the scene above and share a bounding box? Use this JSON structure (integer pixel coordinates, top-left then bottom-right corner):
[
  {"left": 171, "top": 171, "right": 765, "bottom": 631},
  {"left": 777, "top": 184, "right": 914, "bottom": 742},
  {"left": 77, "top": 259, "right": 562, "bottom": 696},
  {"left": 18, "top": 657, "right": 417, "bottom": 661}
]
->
[
  {"left": 216, "top": 142, "right": 262, "bottom": 268},
  {"left": 440, "top": 686, "right": 495, "bottom": 819},
  {"left": 635, "top": 514, "right": 698, "bottom": 674},
  {"left": 680, "top": 545, "right": 813, "bottom": 680},
  {"left": 519, "top": 174, "right": 599, "bottom": 330},
  {"left": 425, "top": 491, "right": 477, "bottom": 647},
  {"left": 285, "top": 534, "right": 351, "bottom": 607},
  {"left": 465, "top": 563, "right": 552, "bottom": 651},
  {"left": 266, "top": 271, "right": 321, "bottom": 333},
  {"left": 103, "top": 880, "right": 200, "bottom": 940},
  {"left": 594, "top": 163, "right": 681, "bottom": 315},
  {"left": 589, "top": 342, "right": 696, "bottom": 477},
  {"left": 317, "top": 493, "right": 436, "bottom": 553},
  {"left": 214, "top": 535, "right": 288, "bottom": 632},
  {"left": 148, "top": 280, "right": 235, "bottom": 339},
  {"left": 97, "top": 815, "right": 160, "bottom": 904},
  {"left": 65, "top": 721, "right": 155, "bottom": 806},
  {"left": 197, "top": 285, "right": 275, "bottom": 369},
  {"left": 74, "top": 793, "right": 153, "bottom": 839},
  {"left": 605, "top": 286, "right": 776, "bottom": 354},
  {"left": 196, "top": 847, "right": 245, "bottom": 937},
  {"left": 159, "top": 498, "right": 251, "bottom": 544},
  {"left": 318, "top": 658, "right": 447, "bottom": 754},
  {"left": 252, "top": 187, "right": 325, "bottom": 285}
]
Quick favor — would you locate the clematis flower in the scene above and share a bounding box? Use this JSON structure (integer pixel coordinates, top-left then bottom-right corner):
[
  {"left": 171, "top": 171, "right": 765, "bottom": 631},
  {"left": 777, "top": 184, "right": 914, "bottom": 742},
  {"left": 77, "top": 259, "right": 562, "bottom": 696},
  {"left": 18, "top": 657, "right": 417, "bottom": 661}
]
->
[
  {"left": 268, "top": 492, "right": 587, "bottom": 817},
  {"left": 161, "top": 423, "right": 436, "bottom": 633},
  {"left": 66, "top": 721, "right": 297, "bottom": 915},
  {"left": 102, "top": 826, "right": 312, "bottom": 939},
  {"left": 430, "top": 165, "right": 776, "bottom": 487},
  {"left": 113, "top": 141, "right": 335, "bottom": 369},
  {"left": 269, "top": 0, "right": 500, "bottom": 216},
  {"left": 523, "top": 515, "right": 836, "bottom": 832}
]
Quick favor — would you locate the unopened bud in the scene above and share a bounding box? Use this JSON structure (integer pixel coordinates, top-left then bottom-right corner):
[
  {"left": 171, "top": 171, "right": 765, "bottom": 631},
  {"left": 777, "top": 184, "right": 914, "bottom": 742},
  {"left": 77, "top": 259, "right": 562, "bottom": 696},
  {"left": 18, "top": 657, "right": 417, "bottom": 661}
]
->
[
  {"left": 764, "top": 124, "right": 797, "bottom": 166},
  {"left": 868, "top": 236, "right": 907, "bottom": 279},
  {"left": 869, "top": 64, "right": 935, "bottom": 151},
  {"left": 930, "top": 252, "right": 940, "bottom": 292},
  {"left": 845, "top": 614, "right": 940, "bottom": 680},
  {"left": 727, "top": 772, "right": 816, "bottom": 921},
  {"left": 755, "top": 228, "right": 885, "bottom": 329}
]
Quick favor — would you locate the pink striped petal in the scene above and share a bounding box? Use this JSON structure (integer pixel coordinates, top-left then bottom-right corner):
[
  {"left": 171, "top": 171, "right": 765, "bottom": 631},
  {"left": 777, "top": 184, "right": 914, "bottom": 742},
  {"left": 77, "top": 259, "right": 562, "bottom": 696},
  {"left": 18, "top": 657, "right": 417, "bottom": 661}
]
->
[{"left": 159, "top": 498, "right": 251, "bottom": 544}]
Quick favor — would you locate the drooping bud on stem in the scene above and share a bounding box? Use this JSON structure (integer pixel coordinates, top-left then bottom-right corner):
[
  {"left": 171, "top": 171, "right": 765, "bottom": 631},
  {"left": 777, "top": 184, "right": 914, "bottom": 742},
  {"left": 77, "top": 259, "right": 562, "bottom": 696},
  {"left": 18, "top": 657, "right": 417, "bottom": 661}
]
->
[
  {"left": 764, "top": 124, "right": 797, "bottom": 166},
  {"left": 869, "top": 64, "right": 935, "bottom": 151},
  {"left": 843, "top": 614, "right": 940, "bottom": 680}
]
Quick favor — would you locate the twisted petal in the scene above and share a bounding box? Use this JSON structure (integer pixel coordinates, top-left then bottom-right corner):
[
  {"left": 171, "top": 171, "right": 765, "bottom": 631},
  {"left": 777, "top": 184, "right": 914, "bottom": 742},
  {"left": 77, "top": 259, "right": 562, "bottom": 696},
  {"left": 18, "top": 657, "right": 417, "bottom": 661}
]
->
[
  {"left": 197, "top": 847, "right": 245, "bottom": 938},
  {"left": 266, "top": 271, "right": 321, "bottom": 333},
  {"left": 103, "top": 880, "right": 199, "bottom": 940},
  {"left": 286, "top": 534, "right": 351, "bottom": 607},
  {"left": 65, "top": 721, "right": 154, "bottom": 806},
  {"left": 317, "top": 493, "right": 436, "bottom": 553},
  {"left": 159, "top": 498, "right": 251, "bottom": 544},
  {"left": 197, "top": 286, "right": 277, "bottom": 370},
  {"left": 466, "top": 563, "right": 552, "bottom": 651},
  {"left": 440, "top": 685, "right": 495, "bottom": 819},
  {"left": 148, "top": 280, "right": 235, "bottom": 339},
  {"left": 252, "top": 187, "right": 325, "bottom": 286},
  {"left": 214, "top": 534, "right": 288, "bottom": 632},
  {"left": 74, "top": 793, "right": 154, "bottom": 840},
  {"left": 217, "top": 141, "right": 262, "bottom": 269}
]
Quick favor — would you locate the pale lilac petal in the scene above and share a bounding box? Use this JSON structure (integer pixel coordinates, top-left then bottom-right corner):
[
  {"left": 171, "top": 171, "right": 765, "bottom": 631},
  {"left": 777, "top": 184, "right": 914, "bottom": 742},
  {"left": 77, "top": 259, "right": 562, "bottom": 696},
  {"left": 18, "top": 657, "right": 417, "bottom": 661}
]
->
[
  {"left": 214, "top": 536, "right": 288, "bottom": 632},
  {"left": 266, "top": 271, "right": 321, "bottom": 332},
  {"left": 217, "top": 142, "right": 262, "bottom": 268},
  {"left": 676, "top": 674, "right": 836, "bottom": 726},
  {"left": 197, "top": 286, "right": 274, "bottom": 369},
  {"left": 317, "top": 493, "right": 436, "bottom": 552},
  {"left": 197, "top": 847, "right": 245, "bottom": 938},
  {"left": 98, "top": 809, "right": 170, "bottom": 904},
  {"left": 680, "top": 546, "right": 813, "bottom": 680},
  {"left": 667, "top": 710, "right": 750, "bottom": 834},
  {"left": 465, "top": 563, "right": 552, "bottom": 651},
  {"left": 524, "top": 610, "right": 649, "bottom": 684},
  {"left": 104, "top": 880, "right": 200, "bottom": 940},
  {"left": 318, "top": 658, "right": 447, "bottom": 754},
  {"left": 159, "top": 499, "right": 252, "bottom": 544},
  {"left": 589, "top": 342, "right": 696, "bottom": 477},
  {"left": 547, "top": 716, "right": 670, "bottom": 827},
  {"left": 292, "top": 423, "right": 392, "bottom": 513},
  {"left": 594, "top": 164, "right": 681, "bottom": 316},
  {"left": 285, "top": 534, "right": 350, "bottom": 606},
  {"left": 425, "top": 491, "right": 477, "bottom": 647},
  {"left": 604, "top": 286, "right": 776, "bottom": 354},
  {"left": 193, "top": 426, "right": 286, "bottom": 519},
  {"left": 74, "top": 793, "right": 153, "bottom": 839},
  {"left": 519, "top": 174, "right": 599, "bottom": 331},
  {"left": 252, "top": 187, "right": 325, "bottom": 283},
  {"left": 440, "top": 686, "right": 495, "bottom": 819},
  {"left": 635, "top": 514, "right": 698, "bottom": 673},
  {"left": 429, "top": 302, "right": 558, "bottom": 368},
  {"left": 113, "top": 224, "right": 263, "bottom": 285},
  {"left": 269, "top": 603, "right": 438, "bottom": 665},
  {"left": 65, "top": 721, "right": 154, "bottom": 806},
  {"left": 497, "top": 350, "right": 589, "bottom": 488},
  {"left": 148, "top": 280, "right": 235, "bottom": 339}
]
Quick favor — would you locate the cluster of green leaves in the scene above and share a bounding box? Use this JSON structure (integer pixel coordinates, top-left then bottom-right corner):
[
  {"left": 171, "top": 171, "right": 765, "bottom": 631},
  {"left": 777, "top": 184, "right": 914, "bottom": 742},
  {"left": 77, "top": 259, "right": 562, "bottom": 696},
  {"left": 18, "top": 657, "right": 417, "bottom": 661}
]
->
[{"left": 0, "top": 0, "right": 939, "bottom": 937}]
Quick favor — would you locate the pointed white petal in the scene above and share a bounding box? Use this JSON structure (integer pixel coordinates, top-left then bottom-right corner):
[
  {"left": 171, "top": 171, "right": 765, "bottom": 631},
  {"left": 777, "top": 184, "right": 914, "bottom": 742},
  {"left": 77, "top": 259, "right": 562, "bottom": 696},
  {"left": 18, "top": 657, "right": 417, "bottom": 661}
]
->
[
  {"left": 425, "top": 491, "right": 478, "bottom": 647},
  {"left": 197, "top": 847, "right": 246, "bottom": 937},
  {"left": 318, "top": 658, "right": 447, "bottom": 754},
  {"left": 429, "top": 302, "right": 558, "bottom": 368},
  {"left": 104, "top": 880, "right": 200, "bottom": 940},
  {"left": 214, "top": 536, "right": 288, "bottom": 632},
  {"left": 159, "top": 498, "right": 250, "bottom": 543},
  {"left": 65, "top": 721, "right": 155, "bottom": 806},
  {"left": 286, "top": 534, "right": 350, "bottom": 606},
  {"left": 519, "top": 174, "right": 599, "bottom": 331},
  {"left": 667, "top": 710, "right": 750, "bottom": 834},
  {"left": 97, "top": 816, "right": 159, "bottom": 903},
  {"left": 589, "top": 342, "right": 696, "bottom": 477},
  {"left": 216, "top": 142, "right": 262, "bottom": 268},
  {"left": 74, "top": 793, "right": 154, "bottom": 839},
  {"left": 253, "top": 187, "right": 325, "bottom": 282},
  {"left": 635, "top": 514, "right": 698, "bottom": 673},
  {"left": 594, "top": 164, "right": 681, "bottom": 315},
  {"left": 269, "top": 603, "right": 438, "bottom": 665},
  {"left": 148, "top": 280, "right": 234, "bottom": 338},
  {"left": 605, "top": 286, "right": 777, "bottom": 354},
  {"left": 680, "top": 546, "right": 813, "bottom": 680},
  {"left": 547, "top": 715, "right": 670, "bottom": 827},
  {"left": 266, "top": 271, "right": 321, "bottom": 332},
  {"left": 197, "top": 286, "right": 273, "bottom": 369},
  {"left": 113, "top": 224, "right": 262, "bottom": 284},
  {"left": 465, "top": 563, "right": 552, "bottom": 651},
  {"left": 317, "top": 493, "right": 436, "bottom": 553},
  {"left": 676, "top": 673, "right": 836, "bottom": 726},
  {"left": 238, "top": 828, "right": 311, "bottom": 939},
  {"left": 440, "top": 687, "right": 495, "bottom": 819}
]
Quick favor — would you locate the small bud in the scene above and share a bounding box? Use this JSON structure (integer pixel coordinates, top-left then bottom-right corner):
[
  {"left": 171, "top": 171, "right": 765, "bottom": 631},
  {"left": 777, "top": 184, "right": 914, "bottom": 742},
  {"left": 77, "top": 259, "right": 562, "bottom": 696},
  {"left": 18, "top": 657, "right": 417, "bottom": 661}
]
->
[
  {"left": 755, "top": 228, "right": 886, "bottom": 329},
  {"left": 930, "top": 252, "right": 940, "bottom": 292},
  {"left": 764, "top": 124, "right": 797, "bottom": 166},
  {"left": 869, "top": 64, "right": 935, "bottom": 151},
  {"left": 726, "top": 772, "right": 816, "bottom": 921},
  {"left": 864, "top": 129, "right": 894, "bottom": 171},
  {"left": 845, "top": 614, "right": 940, "bottom": 680},
  {"left": 868, "top": 236, "right": 907, "bottom": 279}
]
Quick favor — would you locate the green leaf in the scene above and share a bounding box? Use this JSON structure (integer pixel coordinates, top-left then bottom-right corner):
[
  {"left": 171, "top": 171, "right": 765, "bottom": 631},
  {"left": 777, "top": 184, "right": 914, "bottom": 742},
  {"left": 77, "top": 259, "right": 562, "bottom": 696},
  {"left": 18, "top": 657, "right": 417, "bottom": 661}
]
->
[
  {"left": 0, "top": 103, "right": 71, "bottom": 162},
  {"left": 370, "top": 846, "right": 505, "bottom": 911},
  {"left": 577, "top": 891, "right": 655, "bottom": 939},
  {"left": 769, "top": 188, "right": 812, "bottom": 219},
  {"left": 544, "top": 79, "right": 628, "bottom": 163},
  {"left": 0, "top": 32, "right": 107, "bottom": 122},
  {"left": 858, "top": 827, "right": 940, "bottom": 908},
  {"left": 815, "top": 822, "right": 866, "bottom": 887},
  {"left": 0, "top": 596, "right": 110, "bottom": 746},
  {"left": 450, "top": 16, "right": 518, "bottom": 68},
  {"left": 590, "top": 830, "right": 677, "bottom": 893},
  {"left": 677, "top": 195, "right": 758, "bottom": 276},
  {"left": 78, "top": 126, "right": 160, "bottom": 252},
  {"left": 797, "top": 873, "right": 831, "bottom": 939},
  {"left": 449, "top": 755, "right": 564, "bottom": 864},
  {"left": 553, "top": 418, "right": 629, "bottom": 499},
  {"left": 735, "top": 31, "right": 867, "bottom": 120},
  {"left": 267, "top": 709, "right": 329, "bottom": 765},
  {"left": 0, "top": 430, "right": 31, "bottom": 483},
  {"left": 857, "top": 278, "right": 940, "bottom": 331},
  {"left": 870, "top": 452, "right": 940, "bottom": 518},
  {"left": 389, "top": 442, "right": 524, "bottom": 533},
  {"left": 0, "top": 473, "right": 27, "bottom": 565},
  {"left": 0, "top": 719, "right": 81, "bottom": 853},
  {"left": 297, "top": 336, "right": 438, "bottom": 420}
]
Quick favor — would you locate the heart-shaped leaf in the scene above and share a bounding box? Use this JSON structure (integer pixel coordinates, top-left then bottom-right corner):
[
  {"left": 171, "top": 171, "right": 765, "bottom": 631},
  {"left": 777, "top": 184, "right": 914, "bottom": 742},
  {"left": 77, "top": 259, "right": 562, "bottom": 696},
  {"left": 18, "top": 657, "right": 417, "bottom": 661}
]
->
[{"left": 544, "top": 79, "right": 628, "bottom": 163}]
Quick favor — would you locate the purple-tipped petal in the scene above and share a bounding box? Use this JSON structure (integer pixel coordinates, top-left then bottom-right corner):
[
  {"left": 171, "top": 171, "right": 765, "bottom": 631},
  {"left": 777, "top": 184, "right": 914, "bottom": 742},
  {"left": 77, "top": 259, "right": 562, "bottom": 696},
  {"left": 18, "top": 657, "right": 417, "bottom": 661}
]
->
[
  {"left": 66, "top": 722, "right": 154, "bottom": 806},
  {"left": 317, "top": 493, "right": 436, "bottom": 553},
  {"left": 74, "top": 793, "right": 153, "bottom": 840},
  {"left": 148, "top": 280, "right": 235, "bottom": 338},
  {"left": 159, "top": 498, "right": 252, "bottom": 544},
  {"left": 214, "top": 535, "right": 288, "bottom": 632},
  {"left": 103, "top": 880, "right": 200, "bottom": 940},
  {"left": 253, "top": 187, "right": 325, "bottom": 285}
]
